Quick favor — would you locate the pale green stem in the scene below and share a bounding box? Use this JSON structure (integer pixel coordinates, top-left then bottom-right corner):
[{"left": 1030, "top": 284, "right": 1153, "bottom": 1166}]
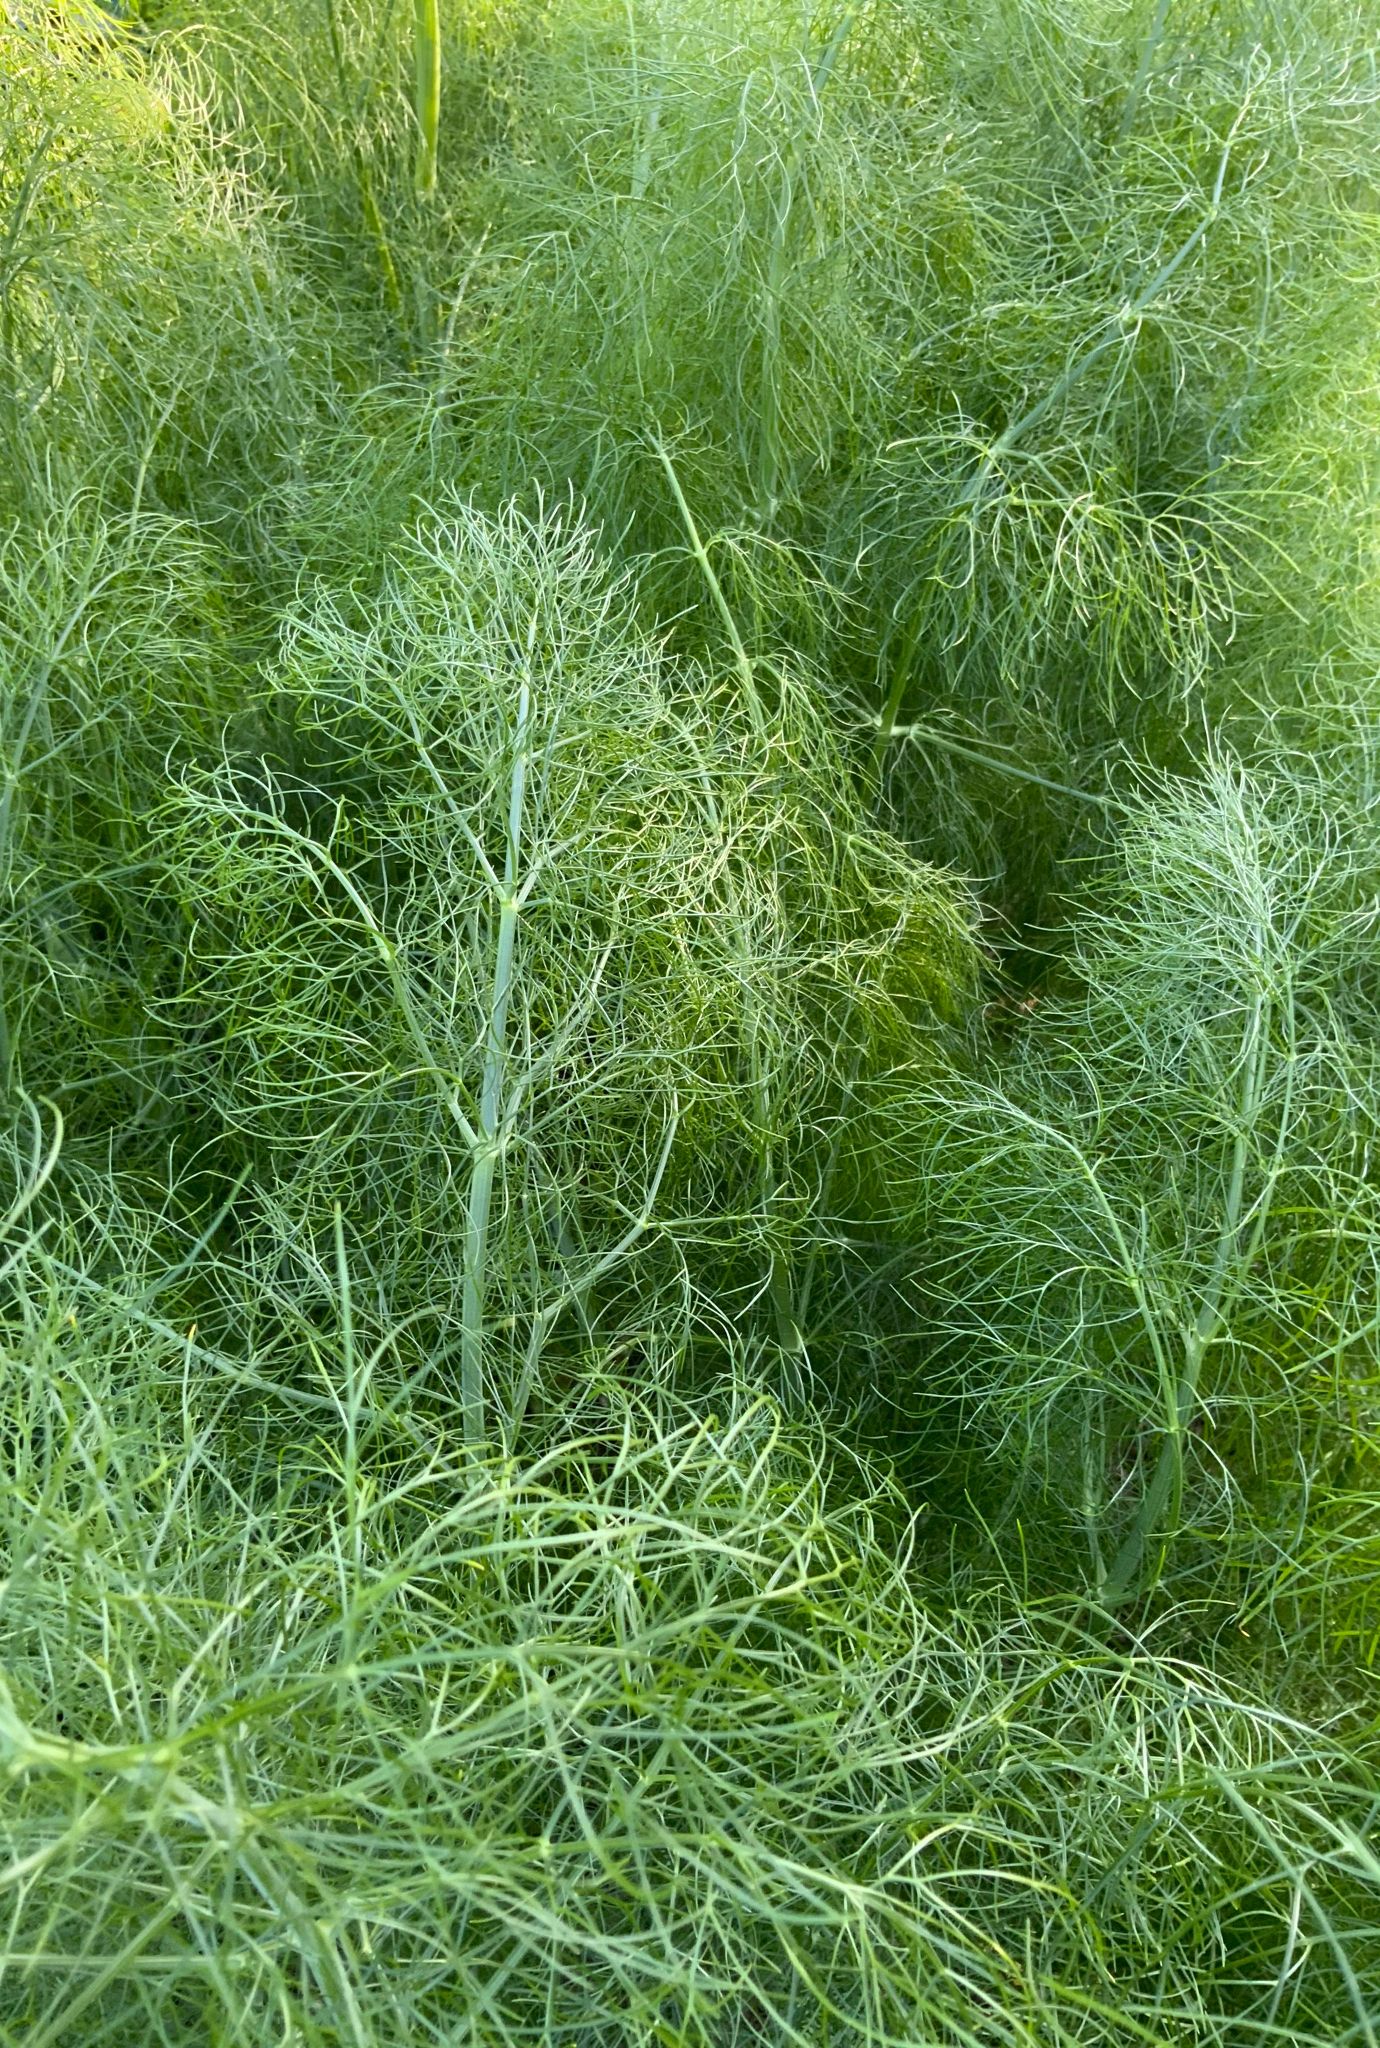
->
[
  {"left": 414, "top": 0, "right": 441, "bottom": 199},
  {"left": 333, "top": 1203, "right": 363, "bottom": 1666},
  {"left": 1117, "top": 0, "right": 1173, "bottom": 145},
  {"left": 959, "top": 124, "right": 1241, "bottom": 506},
  {"left": 460, "top": 679, "right": 532, "bottom": 1444},
  {"left": 871, "top": 607, "right": 922, "bottom": 774},
  {"left": 757, "top": 164, "right": 789, "bottom": 523},
  {"left": 1101, "top": 989, "right": 1273, "bottom": 1607},
  {"left": 0, "top": 1095, "right": 62, "bottom": 1266},
  {"left": 51, "top": 1257, "right": 346, "bottom": 1415},
  {"left": 880, "top": 715, "right": 1116, "bottom": 808},
  {"left": 651, "top": 436, "right": 765, "bottom": 735}
]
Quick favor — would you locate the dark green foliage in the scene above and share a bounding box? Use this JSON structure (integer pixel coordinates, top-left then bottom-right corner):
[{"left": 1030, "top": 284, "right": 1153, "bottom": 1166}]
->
[
  {"left": 869, "top": 760, "right": 1380, "bottom": 1613},
  {"left": 155, "top": 0, "right": 1378, "bottom": 888}
]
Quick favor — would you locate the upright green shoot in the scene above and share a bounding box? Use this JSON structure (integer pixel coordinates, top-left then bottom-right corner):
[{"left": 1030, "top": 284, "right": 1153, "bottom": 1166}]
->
[
  {"left": 460, "top": 674, "right": 533, "bottom": 1443},
  {"left": 413, "top": 0, "right": 441, "bottom": 197}
]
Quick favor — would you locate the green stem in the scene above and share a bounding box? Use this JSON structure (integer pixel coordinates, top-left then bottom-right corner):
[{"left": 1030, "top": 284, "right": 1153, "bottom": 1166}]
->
[
  {"left": 870, "top": 604, "right": 923, "bottom": 774},
  {"left": 239, "top": 799, "right": 480, "bottom": 1156},
  {"left": 1101, "top": 990, "right": 1273, "bottom": 1607},
  {"left": 359, "top": 157, "right": 405, "bottom": 318},
  {"left": 960, "top": 124, "right": 1239, "bottom": 506},
  {"left": 1117, "top": 0, "right": 1173, "bottom": 145},
  {"left": 333, "top": 1203, "right": 363, "bottom": 1666},
  {"left": 506, "top": 1109, "right": 679, "bottom": 1443},
  {"left": 325, "top": 0, "right": 404, "bottom": 316},
  {"left": 460, "top": 679, "right": 531, "bottom": 1445},
  {"left": 414, "top": 0, "right": 441, "bottom": 199},
  {"left": 880, "top": 716, "right": 1116, "bottom": 809},
  {"left": 651, "top": 435, "right": 765, "bottom": 736}
]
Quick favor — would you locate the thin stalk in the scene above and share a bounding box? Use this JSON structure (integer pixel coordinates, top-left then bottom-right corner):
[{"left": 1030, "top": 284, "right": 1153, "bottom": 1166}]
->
[
  {"left": 1117, "top": 0, "right": 1173, "bottom": 145},
  {"left": 880, "top": 716, "right": 1117, "bottom": 808},
  {"left": 325, "top": 0, "right": 404, "bottom": 316},
  {"left": 1101, "top": 990, "right": 1274, "bottom": 1608},
  {"left": 870, "top": 604, "right": 1116, "bottom": 804},
  {"left": 757, "top": 158, "right": 791, "bottom": 523},
  {"left": 333, "top": 1202, "right": 364, "bottom": 1667},
  {"left": 0, "top": 126, "right": 56, "bottom": 306},
  {"left": 460, "top": 679, "right": 532, "bottom": 1445},
  {"left": 414, "top": 0, "right": 442, "bottom": 199},
  {"left": 50, "top": 1259, "right": 346, "bottom": 1416},
  {"left": 957, "top": 126, "right": 1241, "bottom": 506},
  {"left": 1206, "top": 1767, "right": 1379, "bottom": 2048},
  {"left": 505, "top": 1107, "right": 680, "bottom": 1443},
  {"left": 871, "top": 606, "right": 922, "bottom": 773},
  {"left": 436, "top": 227, "right": 491, "bottom": 385},
  {"left": 0, "top": 1095, "right": 62, "bottom": 1274},
  {"left": 651, "top": 436, "right": 765, "bottom": 736},
  {"left": 230, "top": 797, "right": 480, "bottom": 1154},
  {"left": 359, "top": 158, "right": 406, "bottom": 319},
  {"left": 625, "top": 0, "right": 661, "bottom": 204}
]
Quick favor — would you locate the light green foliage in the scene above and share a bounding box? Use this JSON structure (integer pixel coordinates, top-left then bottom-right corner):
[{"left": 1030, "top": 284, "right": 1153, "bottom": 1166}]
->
[
  {"left": 0, "top": 1207, "right": 1376, "bottom": 2045},
  {"left": 2, "top": 0, "right": 1379, "bottom": 2039},
  {"left": 156, "top": 499, "right": 973, "bottom": 1438},
  {"left": 0, "top": 9, "right": 330, "bottom": 529},
  {"left": 212, "top": 0, "right": 1375, "bottom": 885}
]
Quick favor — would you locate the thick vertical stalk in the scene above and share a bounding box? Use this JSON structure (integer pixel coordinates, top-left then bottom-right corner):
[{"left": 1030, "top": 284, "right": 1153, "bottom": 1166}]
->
[
  {"left": 1101, "top": 990, "right": 1273, "bottom": 1608},
  {"left": 460, "top": 680, "right": 531, "bottom": 1444},
  {"left": 413, "top": 0, "right": 441, "bottom": 199}
]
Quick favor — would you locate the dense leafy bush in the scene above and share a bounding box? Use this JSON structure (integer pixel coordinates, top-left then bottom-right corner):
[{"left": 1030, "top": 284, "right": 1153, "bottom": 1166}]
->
[
  {"left": 872, "top": 760, "right": 1380, "bottom": 1610},
  {"left": 2, "top": 0, "right": 1378, "bottom": 2040},
  {"left": 160, "top": 0, "right": 1380, "bottom": 888},
  {"left": 1, "top": 1208, "right": 1376, "bottom": 2045},
  {"left": 156, "top": 498, "right": 973, "bottom": 1435}
]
